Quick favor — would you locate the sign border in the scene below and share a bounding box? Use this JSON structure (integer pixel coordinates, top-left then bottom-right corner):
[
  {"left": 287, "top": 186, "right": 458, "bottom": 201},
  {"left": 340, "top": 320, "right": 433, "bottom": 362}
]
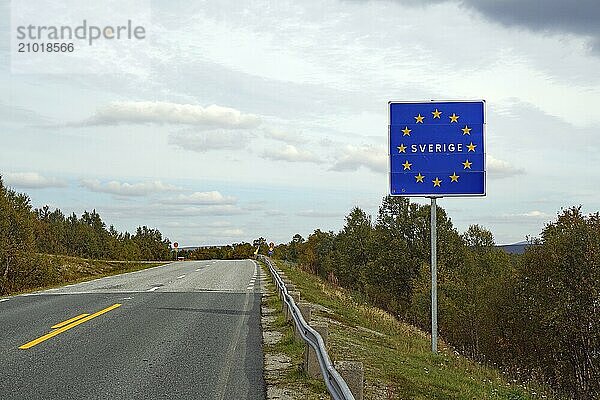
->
[{"left": 388, "top": 99, "right": 487, "bottom": 198}]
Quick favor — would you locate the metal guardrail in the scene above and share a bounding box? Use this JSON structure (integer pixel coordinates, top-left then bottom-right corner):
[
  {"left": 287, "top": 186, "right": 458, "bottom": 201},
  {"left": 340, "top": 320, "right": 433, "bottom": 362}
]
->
[{"left": 259, "top": 255, "right": 355, "bottom": 400}]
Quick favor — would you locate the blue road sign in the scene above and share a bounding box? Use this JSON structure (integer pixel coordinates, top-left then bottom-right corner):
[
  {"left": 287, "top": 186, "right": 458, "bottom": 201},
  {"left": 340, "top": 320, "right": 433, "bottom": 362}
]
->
[{"left": 389, "top": 100, "right": 486, "bottom": 197}]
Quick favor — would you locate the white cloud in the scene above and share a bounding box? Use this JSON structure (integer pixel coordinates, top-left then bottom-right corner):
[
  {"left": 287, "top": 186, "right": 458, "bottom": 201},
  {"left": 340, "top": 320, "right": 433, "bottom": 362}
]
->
[
  {"left": 330, "top": 145, "right": 387, "bottom": 173},
  {"left": 169, "top": 130, "right": 253, "bottom": 152},
  {"left": 163, "top": 191, "right": 236, "bottom": 205},
  {"left": 483, "top": 210, "right": 553, "bottom": 224},
  {"left": 80, "top": 179, "right": 179, "bottom": 197},
  {"left": 262, "top": 144, "right": 321, "bottom": 163},
  {"left": 487, "top": 155, "right": 525, "bottom": 179},
  {"left": 3, "top": 172, "right": 67, "bottom": 189},
  {"left": 75, "top": 101, "right": 261, "bottom": 129},
  {"left": 263, "top": 127, "right": 307, "bottom": 145}
]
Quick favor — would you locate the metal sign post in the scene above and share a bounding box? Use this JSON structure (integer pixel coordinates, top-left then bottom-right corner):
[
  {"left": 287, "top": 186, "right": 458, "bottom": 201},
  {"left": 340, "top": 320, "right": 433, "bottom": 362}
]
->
[
  {"left": 388, "top": 100, "right": 486, "bottom": 354},
  {"left": 430, "top": 197, "right": 438, "bottom": 353}
]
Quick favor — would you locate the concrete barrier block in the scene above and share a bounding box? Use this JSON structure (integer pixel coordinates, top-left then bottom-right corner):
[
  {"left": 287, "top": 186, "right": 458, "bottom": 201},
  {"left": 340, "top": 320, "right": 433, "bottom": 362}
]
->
[
  {"left": 335, "top": 361, "right": 364, "bottom": 400},
  {"left": 294, "top": 303, "right": 312, "bottom": 341},
  {"left": 286, "top": 291, "right": 300, "bottom": 322},
  {"left": 304, "top": 322, "right": 328, "bottom": 379},
  {"left": 285, "top": 283, "right": 296, "bottom": 293}
]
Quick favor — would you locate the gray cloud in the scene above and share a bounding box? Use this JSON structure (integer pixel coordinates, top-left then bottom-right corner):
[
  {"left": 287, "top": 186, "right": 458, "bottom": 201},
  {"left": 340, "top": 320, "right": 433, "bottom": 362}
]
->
[
  {"left": 465, "top": 1, "right": 599, "bottom": 42},
  {"left": 397, "top": 0, "right": 600, "bottom": 52}
]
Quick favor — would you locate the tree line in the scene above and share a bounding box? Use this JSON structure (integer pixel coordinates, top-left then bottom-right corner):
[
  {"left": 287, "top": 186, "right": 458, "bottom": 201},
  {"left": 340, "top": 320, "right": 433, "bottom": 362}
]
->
[
  {"left": 1, "top": 176, "right": 171, "bottom": 295},
  {"left": 273, "top": 196, "right": 599, "bottom": 399}
]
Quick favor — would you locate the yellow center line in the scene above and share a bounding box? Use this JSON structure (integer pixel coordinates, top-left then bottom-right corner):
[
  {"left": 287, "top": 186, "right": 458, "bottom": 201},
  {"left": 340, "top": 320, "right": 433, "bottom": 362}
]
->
[
  {"left": 19, "top": 304, "right": 122, "bottom": 350},
  {"left": 51, "top": 313, "right": 90, "bottom": 329}
]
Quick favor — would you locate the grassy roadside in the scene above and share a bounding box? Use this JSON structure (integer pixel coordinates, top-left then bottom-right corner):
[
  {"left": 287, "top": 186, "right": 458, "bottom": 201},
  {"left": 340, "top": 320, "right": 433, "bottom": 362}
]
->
[
  {"left": 1, "top": 253, "right": 168, "bottom": 297},
  {"left": 272, "top": 259, "right": 554, "bottom": 400},
  {"left": 258, "top": 260, "right": 329, "bottom": 399}
]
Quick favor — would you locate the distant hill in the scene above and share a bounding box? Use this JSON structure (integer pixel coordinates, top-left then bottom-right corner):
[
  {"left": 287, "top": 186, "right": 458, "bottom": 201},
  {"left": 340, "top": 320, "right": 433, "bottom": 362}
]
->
[
  {"left": 174, "top": 246, "right": 228, "bottom": 252},
  {"left": 177, "top": 246, "right": 200, "bottom": 251},
  {"left": 497, "top": 240, "right": 531, "bottom": 255}
]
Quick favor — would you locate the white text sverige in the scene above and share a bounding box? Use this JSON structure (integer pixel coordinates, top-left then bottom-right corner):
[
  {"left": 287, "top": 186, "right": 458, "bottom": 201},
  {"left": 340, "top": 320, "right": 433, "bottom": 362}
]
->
[{"left": 411, "top": 143, "right": 464, "bottom": 153}]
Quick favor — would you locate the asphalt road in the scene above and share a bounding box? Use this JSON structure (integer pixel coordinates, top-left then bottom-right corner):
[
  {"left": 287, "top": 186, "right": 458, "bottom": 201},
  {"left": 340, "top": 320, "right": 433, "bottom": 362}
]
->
[{"left": 0, "top": 259, "right": 266, "bottom": 400}]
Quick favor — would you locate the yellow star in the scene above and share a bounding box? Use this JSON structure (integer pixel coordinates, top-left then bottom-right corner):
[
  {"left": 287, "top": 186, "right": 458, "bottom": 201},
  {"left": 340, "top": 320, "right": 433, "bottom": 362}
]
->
[
  {"left": 402, "top": 126, "right": 411, "bottom": 136},
  {"left": 449, "top": 113, "right": 459, "bottom": 123},
  {"left": 432, "top": 109, "right": 442, "bottom": 119},
  {"left": 449, "top": 172, "right": 459, "bottom": 182},
  {"left": 415, "top": 173, "right": 424, "bottom": 183},
  {"left": 414, "top": 114, "right": 425, "bottom": 123},
  {"left": 432, "top": 177, "right": 442, "bottom": 187},
  {"left": 397, "top": 144, "right": 407, "bottom": 153},
  {"left": 461, "top": 125, "right": 472, "bottom": 135},
  {"left": 467, "top": 142, "right": 477, "bottom": 152},
  {"left": 402, "top": 160, "right": 412, "bottom": 170},
  {"left": 462, "top": 159, "right": 472, "bottom": 169}
]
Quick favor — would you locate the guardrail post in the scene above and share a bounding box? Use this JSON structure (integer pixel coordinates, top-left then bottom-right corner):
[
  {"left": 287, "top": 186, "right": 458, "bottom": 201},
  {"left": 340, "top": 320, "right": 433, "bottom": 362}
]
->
[
  {"left": 282, "top": 282, "right": 295, "bottom": 302},
  {"left": 286, "top": 291, "right": 300, "bottom": 322},
  {"left": 335, "top": 361, "right": 364, "bottom": 400},
  {"left": 294, "top": 302, "right": 312, "bottom": 341},
  {"left": 304, "top": 322, "right": 328, "bottom": 379},
  {"left": 262, "top": 256, "right": 356, "bottom": 400},
  {"left": 280, "top": 285, "right": 294, "bottom": 313}
]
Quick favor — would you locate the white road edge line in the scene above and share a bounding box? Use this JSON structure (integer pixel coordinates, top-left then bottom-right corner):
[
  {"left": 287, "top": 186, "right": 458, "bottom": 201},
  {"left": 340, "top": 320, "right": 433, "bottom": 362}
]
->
[{"left": 0, "top": 299, "right": 9, "bottom": 302}]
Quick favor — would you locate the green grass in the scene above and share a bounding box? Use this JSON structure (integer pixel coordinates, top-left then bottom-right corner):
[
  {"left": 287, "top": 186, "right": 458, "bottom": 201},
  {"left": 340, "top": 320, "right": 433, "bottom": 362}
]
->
[
  {"left": 258, "top": 261, "right": 328, "bottom": 399},
  {"left": 272, "top": 259, "right": 553, "bottom": 400},
  {"left": 1, "top": 253, "right": 167, "bottom": 297}
]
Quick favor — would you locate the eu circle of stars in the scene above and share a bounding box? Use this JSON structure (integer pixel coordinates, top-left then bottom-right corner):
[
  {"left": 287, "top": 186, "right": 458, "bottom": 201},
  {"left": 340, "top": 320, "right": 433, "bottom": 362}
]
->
[{"left": 389, "top": 101, "right": 485, "bottom": 196}]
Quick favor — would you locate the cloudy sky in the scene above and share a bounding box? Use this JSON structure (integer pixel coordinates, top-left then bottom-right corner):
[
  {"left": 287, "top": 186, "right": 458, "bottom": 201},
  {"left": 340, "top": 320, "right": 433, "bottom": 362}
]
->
[{"left": 2, "top": 0, "right": 600, "bottom": 246}]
